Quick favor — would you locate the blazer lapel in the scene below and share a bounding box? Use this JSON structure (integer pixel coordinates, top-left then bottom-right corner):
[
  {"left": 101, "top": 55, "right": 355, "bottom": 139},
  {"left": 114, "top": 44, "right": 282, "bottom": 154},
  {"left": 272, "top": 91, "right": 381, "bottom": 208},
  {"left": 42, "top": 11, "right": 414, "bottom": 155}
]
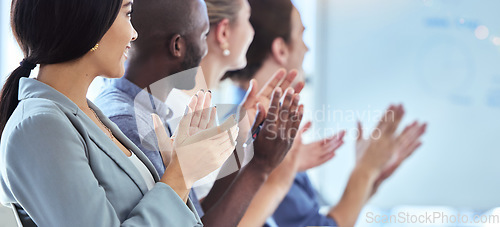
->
[
  {"left": 17, "top": 78, "right": 155, "bottom": 195},
  {"left": 83, "top": 102, "right": 151, "bottom": 195},
  {"left": 88, "top": 102, "right": 161, "bottom": 182}
]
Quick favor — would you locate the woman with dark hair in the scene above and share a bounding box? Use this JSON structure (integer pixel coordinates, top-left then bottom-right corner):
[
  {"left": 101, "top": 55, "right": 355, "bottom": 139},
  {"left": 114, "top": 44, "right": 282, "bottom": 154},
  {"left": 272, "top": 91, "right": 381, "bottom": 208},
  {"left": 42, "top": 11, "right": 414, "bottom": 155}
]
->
[
  {"left": 0, "top": 0, "right": 237, "bottom": 226},
  {"left": 226, "top": 0, "right": 427, "bottom": 226}
]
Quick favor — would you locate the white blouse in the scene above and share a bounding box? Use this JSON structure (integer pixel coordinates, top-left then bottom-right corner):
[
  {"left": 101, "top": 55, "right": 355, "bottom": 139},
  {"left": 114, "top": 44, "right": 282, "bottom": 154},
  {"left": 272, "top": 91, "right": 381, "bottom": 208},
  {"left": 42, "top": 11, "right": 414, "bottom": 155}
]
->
[{"left": 128, "top": 152, "right": 155, "bottom": 190}]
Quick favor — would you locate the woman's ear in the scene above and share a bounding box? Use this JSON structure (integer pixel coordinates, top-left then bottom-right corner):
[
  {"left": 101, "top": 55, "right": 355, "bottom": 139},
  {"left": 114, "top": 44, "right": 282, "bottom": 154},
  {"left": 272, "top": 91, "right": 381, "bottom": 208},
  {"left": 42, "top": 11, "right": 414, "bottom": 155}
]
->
[
  {"left": 215, "top": 18, "right": 231, "bottom": 48},
  {"left": 169, "top": 34, "right": 185, "bottom": 58},
  {"left": 271, "top": 37, "right": 289, "bottom": 66}
]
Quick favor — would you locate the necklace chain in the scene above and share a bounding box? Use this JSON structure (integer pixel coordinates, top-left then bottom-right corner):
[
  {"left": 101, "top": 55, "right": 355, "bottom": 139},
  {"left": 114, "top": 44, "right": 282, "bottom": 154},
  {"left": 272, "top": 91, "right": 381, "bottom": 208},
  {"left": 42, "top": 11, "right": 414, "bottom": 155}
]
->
[{"left": 89, "top": 107, "right": 115, "bottom": 141}]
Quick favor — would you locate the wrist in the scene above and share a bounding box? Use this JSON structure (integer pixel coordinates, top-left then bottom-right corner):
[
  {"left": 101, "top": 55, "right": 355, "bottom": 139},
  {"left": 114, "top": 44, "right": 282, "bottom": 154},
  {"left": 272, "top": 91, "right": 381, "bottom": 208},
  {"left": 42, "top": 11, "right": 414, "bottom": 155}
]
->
[
  {"left": 352, "top": 164, "right": 380, "bottom": 182},
  {"left": 248, "top": 158, "right": 274, "bottom": 176},
  {"left": 161, "top": 166, "right": 191, "bottom": 202},
  {"left": 162, "top": 161, "right": 193, "bottom": 190},
  {"left": 287, "top": 147, "right": 302, "bottom": 172}
]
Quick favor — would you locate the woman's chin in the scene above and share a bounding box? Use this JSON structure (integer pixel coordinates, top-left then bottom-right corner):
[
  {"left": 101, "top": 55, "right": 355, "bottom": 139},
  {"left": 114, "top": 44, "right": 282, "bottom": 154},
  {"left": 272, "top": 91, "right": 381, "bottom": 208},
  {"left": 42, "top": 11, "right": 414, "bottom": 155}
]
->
[
  {"left": 106, "top": 66, "right": 126, "bottom": 79},
  {"left": 230, "top": 59, "right": 248, "bottom": 72}
]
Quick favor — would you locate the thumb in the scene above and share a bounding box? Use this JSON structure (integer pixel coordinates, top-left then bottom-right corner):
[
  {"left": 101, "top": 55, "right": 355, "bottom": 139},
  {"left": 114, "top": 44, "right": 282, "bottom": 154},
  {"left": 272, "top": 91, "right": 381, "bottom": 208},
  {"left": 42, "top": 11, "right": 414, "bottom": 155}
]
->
[
  {"left": 357, "top": 121, "right": 363, "bottom": 141},
  {"left": 298, "top": 121, "right": 313, "bottom": 135},
  {"left": 293, "top": 81, "right": 305, "bottom": 94},
  {"left": 175, "top": 105, "right": 193, "bottom": 141},
  {"left": 152, "top": 113, "right": 174, "bottom": 153},
  {"left": 251, "top": 103, "right": 266, "bottom": 132},
  {"left": 295, "top": 121, "right": 312, "bottom": 142}
]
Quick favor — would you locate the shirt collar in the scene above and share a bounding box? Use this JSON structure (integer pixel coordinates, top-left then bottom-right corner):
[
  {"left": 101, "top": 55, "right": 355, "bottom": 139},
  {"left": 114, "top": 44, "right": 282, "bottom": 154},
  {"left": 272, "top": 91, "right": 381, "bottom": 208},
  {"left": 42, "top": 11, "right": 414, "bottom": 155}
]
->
[{"left": 110, "top": 77, "right": 173, "bottom": 120}]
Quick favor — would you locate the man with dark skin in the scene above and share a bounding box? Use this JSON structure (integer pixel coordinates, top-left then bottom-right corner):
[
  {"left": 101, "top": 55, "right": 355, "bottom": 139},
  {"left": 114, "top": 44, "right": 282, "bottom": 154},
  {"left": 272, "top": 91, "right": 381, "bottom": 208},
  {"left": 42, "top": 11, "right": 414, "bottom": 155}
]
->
[{"left": 95, "top": 0, "right": 304, "bottom": 226}]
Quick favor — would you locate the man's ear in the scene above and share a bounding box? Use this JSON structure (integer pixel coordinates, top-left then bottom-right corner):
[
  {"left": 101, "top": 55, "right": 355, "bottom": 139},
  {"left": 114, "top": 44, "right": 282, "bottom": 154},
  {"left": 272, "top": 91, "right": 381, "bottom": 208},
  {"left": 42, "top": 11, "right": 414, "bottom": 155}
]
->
[
  {"left": 215, "top": 18, "right": 231, "bottom": 48},
  {"left": 169, "top": 34, "right": 185, "bottom": 58},
  {"left": 271, "top": 37, "right": 289, "bottom": 66}
]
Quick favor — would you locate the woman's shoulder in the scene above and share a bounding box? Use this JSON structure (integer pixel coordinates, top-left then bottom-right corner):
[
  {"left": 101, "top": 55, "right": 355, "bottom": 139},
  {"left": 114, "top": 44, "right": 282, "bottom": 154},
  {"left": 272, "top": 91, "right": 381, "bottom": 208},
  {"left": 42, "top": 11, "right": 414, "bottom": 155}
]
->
[
  {"left": 18, "top": 97, "right": 68, "bottom": 120},
  {"left": 3, "top": 98, "right": 74, "bottom": 138}
]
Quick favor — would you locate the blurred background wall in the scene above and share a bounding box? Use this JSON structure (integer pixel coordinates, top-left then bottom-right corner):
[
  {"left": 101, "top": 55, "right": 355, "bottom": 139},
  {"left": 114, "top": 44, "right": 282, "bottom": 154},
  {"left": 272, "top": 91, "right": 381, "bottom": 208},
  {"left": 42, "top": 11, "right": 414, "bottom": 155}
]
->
[{"left": 308, "top": 0, "right": 500, "bottom": 210}]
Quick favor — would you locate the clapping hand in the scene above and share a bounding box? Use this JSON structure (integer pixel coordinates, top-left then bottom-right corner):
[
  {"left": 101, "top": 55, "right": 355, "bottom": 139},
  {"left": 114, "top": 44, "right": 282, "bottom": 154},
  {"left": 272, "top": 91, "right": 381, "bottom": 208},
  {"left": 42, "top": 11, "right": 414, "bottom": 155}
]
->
[
  {"left": 355, "top": 104, "right": 427, "bottom": 196},
  {"left": 290, "top": 122, "right": 346, "bottom": 172},
  {"left": 239, "top": 69, "right": 304, "bottom": 134},
  {"left": 249, "top": 87, "right": 304, "bottom": 173},
  {"left": 153, "top": 91, "right": 239, "bottom": 189}
]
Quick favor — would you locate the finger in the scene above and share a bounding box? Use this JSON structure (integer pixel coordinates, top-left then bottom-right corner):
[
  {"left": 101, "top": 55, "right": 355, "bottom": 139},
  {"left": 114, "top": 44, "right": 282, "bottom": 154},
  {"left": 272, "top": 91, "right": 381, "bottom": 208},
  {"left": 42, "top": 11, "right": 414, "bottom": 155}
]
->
[
  {"left": 321, "top": 131, "right": 346, "bottom": 149},
  {"left": 403, "top": 123, "right": 427, "bottom": 149},
  {"left": 384, "top": 104, "right": 405, "bottom": 135},
  {"left": 208, "top": 126, "right": 239, "bottom": 145},
  {"left": 211, "top": 117, "right": 239, "bottom": 141},
  {"left": 182, "top": 115, "right": 238, "bottom": 145},
  {"left": 382, "top": 140, "right": 420, "bottom": 180},
  {"left": 406, "top": 123, "right": 427, "bottom": 142},
  {"left": 373, "top": 105, "right": 397, "bottom": 137},
  {"left": 190, "top": 91, "right": 205, "bottom": 128},
  {"left": 279, "top": 88, "right": 295, "bottom": 129},
  {"left": 318, "top": 150, "right": 337, "bottom": 163},
  {"left": 419, "top": 123, "right": 428, "bottom": 137},
  {"left": 258, "top": 69, "right": 286, "bottom": 99},
  {"left": 400, "top": 122, "right": 426, "bottom": 147},
  {"left": 279, "top": 70, "right": 298, "bottom": 92},
  {"left": 206, "top": 107, "right": 217, "bottom": 128},
  {"left": 228, "top": 124, "right": 240, "bottom": 141},
  {"left": 312, "top": 151, "right": 336, "bottom": 168},
  {"left": 399, "top": 121, "right": 417, "bottom": 138},
  {"left": 293, "top": 81, "right": 305, "bottom": 94},
  {"left": 217, "top": 134, "right": 233, "bottom": 146},
  {"left": 289, "top": 104, "right": 304, "bottom": 138},
  {"left": 198, "top": 92, "right": 213, "bottom": 129},
  {"left": 399, "top": 140, "right": 421, "bottom": 161},
  {"left": 357, "top": 121, "right": 363, "bottom": 141},
  {"left": 323, "top": 130, "right": 346, "bottom": 145},
  {"left": 251, "top": 103, "right": 267, "bottom": 132},
  {"left": 152, "top": 114, "right": 173, "bottom": 152},
  {"left": 323, "top": 139, "right": 344, "bottom": 153},
  {"left": 265, "top": 88, "right": 283, "bottom": 126},
  {"left": 395, "top": 121, "right": 417, "bottom": 146},
  {"left": 391, "top": 142, "right": 422, "bottom": 177},
  {"left": 241, "top": 79, "right": 259, "bottom": 108},
  {"left": 209, "top": 130, "right": 233, "bottom": 141},
  {"left": 175, "top": 105, "right": 194, "bottom": 138},
  {"left": 216, "top": 129, "right": 239, "bottom": 155},
  {"left": 405, "top": 141, "right": 422, "bottom": 158},
  {"left": 286, "top": 94, "right": 300, "bottom": 133},
  {"left": 180, "top": 94, "right": 199, "bottom": 136},
  {"left": 187, "top": 94, "right": 198, "bottom": 114},
  {"left": 219, "top": 142, "right": 237, "bottom": 163},
  {"left": 298, "top": 121, "right": 313, "bottom": 136}
]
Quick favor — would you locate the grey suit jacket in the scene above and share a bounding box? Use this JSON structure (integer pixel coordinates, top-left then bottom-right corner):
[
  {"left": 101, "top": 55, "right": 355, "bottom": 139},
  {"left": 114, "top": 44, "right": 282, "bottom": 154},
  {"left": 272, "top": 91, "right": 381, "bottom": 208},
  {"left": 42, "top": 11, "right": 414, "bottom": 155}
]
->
[{"left": 0, "top": 78, "right": 203, "bottom": 226}]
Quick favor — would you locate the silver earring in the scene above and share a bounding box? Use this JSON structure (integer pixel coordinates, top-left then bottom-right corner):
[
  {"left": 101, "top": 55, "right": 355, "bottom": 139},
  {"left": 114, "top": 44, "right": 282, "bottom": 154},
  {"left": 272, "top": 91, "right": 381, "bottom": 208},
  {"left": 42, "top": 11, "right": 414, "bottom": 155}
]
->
[{"left": 223, "top": 49, "right": 230, "bottom": 56}]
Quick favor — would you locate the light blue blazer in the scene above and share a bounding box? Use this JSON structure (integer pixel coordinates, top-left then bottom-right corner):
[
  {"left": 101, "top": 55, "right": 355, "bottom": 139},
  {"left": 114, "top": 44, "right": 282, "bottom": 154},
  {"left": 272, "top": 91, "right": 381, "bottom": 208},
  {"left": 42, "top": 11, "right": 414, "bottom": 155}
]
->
[{"left": 0, "top": 78, "right": 203, "bottom": 226}]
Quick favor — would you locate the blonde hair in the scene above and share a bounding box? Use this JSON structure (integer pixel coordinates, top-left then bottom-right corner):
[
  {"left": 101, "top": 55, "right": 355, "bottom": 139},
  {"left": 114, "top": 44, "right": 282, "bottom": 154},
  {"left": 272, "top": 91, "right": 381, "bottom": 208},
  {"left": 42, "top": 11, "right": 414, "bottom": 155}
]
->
[{"left": 205, "top": 0, "right": 242, "bottom": 26}]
